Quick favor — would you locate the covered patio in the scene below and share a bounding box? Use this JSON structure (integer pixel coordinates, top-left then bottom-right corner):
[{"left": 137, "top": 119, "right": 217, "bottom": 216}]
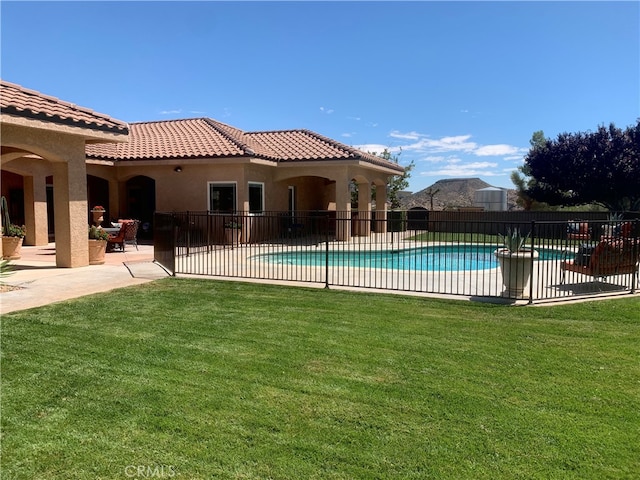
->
[{"left": 1, "top": 80, "right": 129, "bottom": 267}]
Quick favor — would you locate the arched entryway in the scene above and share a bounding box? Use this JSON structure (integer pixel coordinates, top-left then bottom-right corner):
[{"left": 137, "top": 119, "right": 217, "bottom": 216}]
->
[
  {"left": 126, "top": 176, "right": 156, "bottom": 240},
  {"left": 87, "top": 175, "right": 110, "bottom": 227}
]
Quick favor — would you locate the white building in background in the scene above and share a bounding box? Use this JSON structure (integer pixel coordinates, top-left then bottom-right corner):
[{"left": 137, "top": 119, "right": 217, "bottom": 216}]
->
[{"left": 474, "top": 187, "right": 508, "bottom": 211}]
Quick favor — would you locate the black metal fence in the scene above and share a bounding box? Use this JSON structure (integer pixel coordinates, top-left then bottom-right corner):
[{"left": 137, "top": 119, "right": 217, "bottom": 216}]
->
[{"left": 154, "top": 211, "right": 639, "bottom": 304}]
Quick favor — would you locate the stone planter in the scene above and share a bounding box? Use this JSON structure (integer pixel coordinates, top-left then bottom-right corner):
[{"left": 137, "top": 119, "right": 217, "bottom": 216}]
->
[
  {"left": 495, "top": 248, "right": 539, "bottom": 299},
  {"left": 88, "top": 239, "right": 107, "bottom": 265},
  {"left": 2, "top": 236, "right": 24, "bottom": 260},
  {"left": 91, "top": 209, "right": 105, "bottom": 227}
]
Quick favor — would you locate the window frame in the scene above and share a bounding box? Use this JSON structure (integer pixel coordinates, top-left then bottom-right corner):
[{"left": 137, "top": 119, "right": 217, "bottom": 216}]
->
[
  {"left": 208, "top": 181, "right": 237, "bottom": 212},
  {"left": 248, "top": 182, "right": 265, "bottom": 214}
]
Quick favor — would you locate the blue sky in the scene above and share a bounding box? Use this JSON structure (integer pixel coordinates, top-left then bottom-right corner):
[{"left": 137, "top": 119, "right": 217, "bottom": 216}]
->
[{"left": 2, "top": 1, "right": 638, "bottom": 193}]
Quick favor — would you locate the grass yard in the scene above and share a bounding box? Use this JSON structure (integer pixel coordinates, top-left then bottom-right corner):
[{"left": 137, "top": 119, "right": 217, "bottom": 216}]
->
[{"left": 2, "top": 278, "right": 639, "bottom": 479}]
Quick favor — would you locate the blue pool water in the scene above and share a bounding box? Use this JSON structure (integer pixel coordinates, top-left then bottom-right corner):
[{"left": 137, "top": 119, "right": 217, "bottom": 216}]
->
[{"left": 253, "top": 245, "right": 563, "bottom": 272}]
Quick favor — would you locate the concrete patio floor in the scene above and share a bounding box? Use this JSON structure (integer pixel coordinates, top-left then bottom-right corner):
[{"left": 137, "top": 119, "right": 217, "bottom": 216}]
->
[{"left": 1, "top": 242, "right": 169, "bottom": 314}]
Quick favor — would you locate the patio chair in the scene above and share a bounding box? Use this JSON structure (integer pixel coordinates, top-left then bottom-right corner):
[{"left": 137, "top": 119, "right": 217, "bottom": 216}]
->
[
  {"left": 560, "top": 238, "right": 640, "bottom": 286},
  {"left": 122, "top": 219, "right": 140, "bottom": 250},
  {"left": 567, "top": 221, "right": 591, "bottom": 241},
  {"left": 106, "top": 222, "right": 127, "bottom": 252}
]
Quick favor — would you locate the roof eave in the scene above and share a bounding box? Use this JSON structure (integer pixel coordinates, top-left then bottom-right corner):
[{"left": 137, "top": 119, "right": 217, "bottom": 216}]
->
[{"left": 2, "top": 111, "right": 129, "bottom": 143}]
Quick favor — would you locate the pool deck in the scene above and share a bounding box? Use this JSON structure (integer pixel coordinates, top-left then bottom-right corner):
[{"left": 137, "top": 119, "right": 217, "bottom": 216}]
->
[
  {"left": 1, "top": 243, "right": 169, "bottom": 314},
  {"left": 173, "top": 235, "right": 639, "bottom": 305}
]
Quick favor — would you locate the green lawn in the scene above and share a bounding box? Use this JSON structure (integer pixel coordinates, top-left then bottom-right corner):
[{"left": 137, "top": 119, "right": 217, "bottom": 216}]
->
[{"left": 2, "top": 279, "right": 639, "bottom": 479}]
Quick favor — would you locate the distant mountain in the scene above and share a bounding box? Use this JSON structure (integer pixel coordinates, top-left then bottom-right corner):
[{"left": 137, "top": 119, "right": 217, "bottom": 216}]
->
[{"left": 399, "top": 178, "right": 520, "bottom": 210}]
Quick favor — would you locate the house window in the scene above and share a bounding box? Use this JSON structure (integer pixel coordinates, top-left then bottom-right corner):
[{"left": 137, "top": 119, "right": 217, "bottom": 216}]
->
[
  {"left": 209, "top": 182, "right": 236, "bottom": 212},
  {"left": 248, "top": 182, "right": 264, "bottom": 213}
]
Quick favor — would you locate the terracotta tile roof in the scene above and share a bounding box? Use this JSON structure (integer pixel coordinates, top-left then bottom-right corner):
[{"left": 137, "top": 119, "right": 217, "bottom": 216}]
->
[
  {"left": 0, "top": 80, "right": 128, "bottom": 134},
  {"left": 87, "top": 118, "right": 246, "bottom": 160},
  {"left": 246, "top": 129, "right": 401, "bottom": 169},
  {"left": 86, "top": 117, "right": 404, "bottom": 172}
]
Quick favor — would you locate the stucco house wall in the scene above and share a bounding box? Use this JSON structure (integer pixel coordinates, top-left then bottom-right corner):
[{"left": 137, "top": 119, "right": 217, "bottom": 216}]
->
[{"left": 2, "top": 80, "right": 405, "bottom": 266}]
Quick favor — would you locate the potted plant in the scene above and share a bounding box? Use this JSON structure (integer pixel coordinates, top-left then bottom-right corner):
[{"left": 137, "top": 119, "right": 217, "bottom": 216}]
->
[
  {"left": 224, "top": 220, "right": 242, "bottom": 247},
  {"left": 1, "top": 195, "right": 26, "bottom": 260},
  {"left": 90, "top": 205, "right": 106, "bottom": 227},
  {"left": 494, "top": 227, "right": 539, "bottom": 299},
  {"left": 88, "top": 225, "right": 109, "bottom": 265},
  {"left": 603, "top": 212, "right": 624, "bottom": 238}
]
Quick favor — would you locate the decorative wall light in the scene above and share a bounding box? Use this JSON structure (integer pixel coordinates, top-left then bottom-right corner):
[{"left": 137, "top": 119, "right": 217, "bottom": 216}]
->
[{"left": 174, "top": 166, "right": 182, "bottom": 173}]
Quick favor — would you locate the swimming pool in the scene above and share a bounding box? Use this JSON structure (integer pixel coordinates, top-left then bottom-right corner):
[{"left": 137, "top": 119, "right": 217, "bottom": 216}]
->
[{"left": 252, "top": 244, "right": 563, "bottom": 272}]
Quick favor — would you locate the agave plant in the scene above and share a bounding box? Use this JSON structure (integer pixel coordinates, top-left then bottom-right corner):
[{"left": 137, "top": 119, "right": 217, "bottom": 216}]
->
[
  {"left": 608, "top": 212, "right": 623, "bottom": 222},
  {"left": 0, "top": 259, "right": 15, "bottom": 278},
  {"left": 498, "top": 227, "right": 531, "bottom": 253}
]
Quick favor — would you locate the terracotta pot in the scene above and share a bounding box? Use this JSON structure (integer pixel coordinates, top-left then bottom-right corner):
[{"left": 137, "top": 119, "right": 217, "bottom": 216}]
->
[
  {"left": 2, "top": 236, "right": 24, "bottom": 260},
  {"left": 91, "top": 211, "right": 105, "bottom": 227},
  {"left": 495, "top": 248, "right": 539, "bottom": 299},
  {"left": 88, "top": 239, "right": 107, "bottom": 265}
]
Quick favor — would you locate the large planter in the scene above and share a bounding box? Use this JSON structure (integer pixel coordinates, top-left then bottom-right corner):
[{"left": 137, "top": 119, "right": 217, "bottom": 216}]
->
[
  {"left": 91, "top": 209, "right": 105, "bottom": 227},
  {"left": 2, "top": 236, "right": 24, "bottom": 260},
  {"left": 495, "top": 248, "right": 539, "bottom": 299},
  {"left": 88, "top": 239, "right": 107, "bottom": 265}
]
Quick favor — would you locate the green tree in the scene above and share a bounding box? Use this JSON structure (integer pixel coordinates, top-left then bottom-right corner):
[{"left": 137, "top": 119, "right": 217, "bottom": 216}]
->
[
  {"left": 378, "top": 148, "right": 414, "bottom": 209},
  {"left": 522, "top": 120, "right": 640, "bottom": 211},
  {"left": 511, "top": 130, "right": 546, "bottom": 210},
  {"left": 352, "top": 149, "right": 414, "bottom": 209}
]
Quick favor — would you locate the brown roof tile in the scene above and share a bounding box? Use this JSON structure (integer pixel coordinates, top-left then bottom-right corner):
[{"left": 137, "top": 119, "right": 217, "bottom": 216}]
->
[
  {"left": 86, "top": 118, "right": 246, "bottom": 160},
  {"left": 0, "top": 80, "right": 128, "bottom": 134},
  {"left": 86, "top": 117, "right": 404, "bottom": 173}
]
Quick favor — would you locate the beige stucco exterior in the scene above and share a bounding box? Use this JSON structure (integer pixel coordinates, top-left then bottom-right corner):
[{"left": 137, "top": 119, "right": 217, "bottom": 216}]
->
[
  {"left": 2, "top": 86, "right": 402, "bottom": 267},
  {"left": 1, "top": 116, "right": 128, "bottom": 267},
  {"left": 2, "top": 117, "right": 400, "bottom": 266},
  {"left": 83, "top": 157, "right": 396, "bottom": 241}
]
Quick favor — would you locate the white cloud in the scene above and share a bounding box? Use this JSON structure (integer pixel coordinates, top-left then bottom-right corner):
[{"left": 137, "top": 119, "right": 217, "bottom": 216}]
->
[
  {"left": 419, "top": 161, "right": 498, "bottom": 177},
  {"left": 474, "top": 144, "right": 519, "bottom": 156},
  {"left": 347, "top": 116, "right": 361, "bottom": 121},
  {"left": 390, "top": 130, "right": 422, "bottom": 140},
  {"left": 160, "top": 109, "right": 182, "bottom": 115},
  {"left": 423, "top": 155, "right": 448, "bottom": 163},
  {"left": 353, "top": 143, "right": 387, "bottom": 154},
  {"left": 385, "top": 131, "right": 526, "bottom": 160},
  {"left": 319, "top": 106, "right": 334, "bottom": 114}
]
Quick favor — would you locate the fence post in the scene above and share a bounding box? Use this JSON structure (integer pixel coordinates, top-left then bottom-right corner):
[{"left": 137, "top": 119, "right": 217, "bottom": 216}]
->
[
  {"left": 207, "top": 212, "right": 211, "bottom": 253},
  {"left": 324, "top": 215, "right": 330, "bottom": 289},
  {"left": 171, "top": 214, "right": 177, "bottom": 276},
  {"left": 631, "top": 219, "right": 638, "bottom": 294},
  {"left": 528, "top": 220, "right": 536, "bottom": 304},
  {"left": 184, "top": 211, "right": 190, "bottom": 257}
]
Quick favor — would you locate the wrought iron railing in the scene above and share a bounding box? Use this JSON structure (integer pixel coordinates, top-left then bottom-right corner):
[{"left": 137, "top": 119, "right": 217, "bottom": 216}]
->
[{"left": 154, "top": 211, "right": 639, "bottom": 304}]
